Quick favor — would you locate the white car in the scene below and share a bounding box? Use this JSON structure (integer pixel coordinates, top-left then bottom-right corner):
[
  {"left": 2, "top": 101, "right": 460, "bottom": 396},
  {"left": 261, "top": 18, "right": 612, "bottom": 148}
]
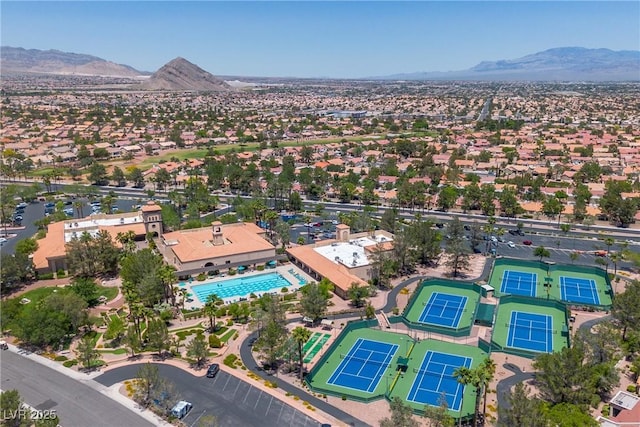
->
[
  {"left": 0, "top": 237, "right": 7, "bottom": 245},
  {"left": 507, "top": 241, "right": 516, "bottom": 248}
]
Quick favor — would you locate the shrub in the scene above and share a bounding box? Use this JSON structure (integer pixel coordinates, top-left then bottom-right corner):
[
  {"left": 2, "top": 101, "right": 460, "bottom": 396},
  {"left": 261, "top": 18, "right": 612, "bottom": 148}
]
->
[
  {"left": 56, "top": 269, "right": 66, "bottom": 278},
  {"left": 257, "top": 265, "right": 265, "bottom": 271},
  {"left": 63, "top": 360, "right": 78, "bottom": 368},
  {"left": 197, "top": 273, "right": 206, "bottom": 281},
  {"left": 392, "top": 307, "right": 400, "bottom": 315},
  {"left": 627, "top": 385, "right": 638, "bottom": 393},
  {"left": 209, "top": 334, "right": 222, "bottom": 348},
  {"left": 54, "top": 355, "right": 68, "bottom": 361},
  {"left": 250, "top": 293, "right": 257, "bottom": 299},
  {"left": 601, "top": 405, "right": 610, "bottom": 416},
  {"left": 228, "top": 269, "right": 237, "bottom": 276},
  {"left": 226, "top": 319, "right": 233, "bottom": 326},
  {"left": 223, "top": 354, "right": 237, "bottom": 368},
  {"left": 38, "top": 273, "right": 55, "bottom": 280},
  {"left": 281, "top": 287, "right": 288, "bottom": 294},
  {"left": 341, "top": 395, "right": 347, "bottom": 401},
  {"left": 176, "top": 332, "right": 187, "bottom": 341}
]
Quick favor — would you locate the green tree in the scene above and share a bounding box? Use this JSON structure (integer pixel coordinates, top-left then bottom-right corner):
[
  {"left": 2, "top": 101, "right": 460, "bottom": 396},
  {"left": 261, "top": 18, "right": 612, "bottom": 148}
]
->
[
  {"left": 124, "top": 324, "right": 141, "bottom": 357},
  {"left": 291, "top": 326, "right": 311, "bottom": 381},
  {"left": 186, "top": 334, "right": 209, "bottom": 367},
  {"left": 437, "top": 185, "right": 458, "bottom": 211},
  {"left": 204, "top": 294, "right": 222, "bottom": 332},
  {"left": 88, "top": 162, "right": 108, "bottom": 185},
  {"left": 104, "top": 315, "right": 125, "bottom": 343},
  {"left": 132, "top": 363, "right": 160, "bottom": 407},
  {"left": 611, "top": 280, "right": 640, "bottom": 341},
  {"left": 299, "top": 282, "right": 329, "bottom": 322},
  {"left": 379, "top": 397, "right": 419, "bottom": 427},
  {"left": 422, "top": 392, "right": 455, "bottom": 427},
  {"left": 348, "top": 283, "right": 369, "bottom": 308},
  {"left": 1, "top": 389, "right": 32, "bottom": 427},
  {"left": 111, "top": 166, "right": 127, "bottom": 187},
  {"left": 146, "top": 317, "right": 170, "bottom": 357},
  {"left": 497, "top": 382, "right": 547, "bottom": 427},
  {"left": 70, "top": 276, "right": 99, "bottom": 306},
  {"left": 541, "top": 402, "right": 598, "bottom": 427},
  {"left": 75, "top": 334, "right": 101, "bottom": 369},
  {"left": 533, "top": 246, "right": 550, "bottom": 262},
  {"left": 255, "top": 295, "right": 288, "bottom": 368}
]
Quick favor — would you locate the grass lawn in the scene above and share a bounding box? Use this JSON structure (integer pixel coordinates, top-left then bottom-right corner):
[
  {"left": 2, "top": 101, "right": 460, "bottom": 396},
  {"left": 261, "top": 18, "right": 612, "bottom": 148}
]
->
[
  {"left": 169, "top": 323, "right": 205, "bottom": 333},
  {"left": 136, "top": 134, "right": 383, "bottom": 169},
  {"left": 12, "top": 287, "right": 59, "bottom": 305},
  {"left": 96, "top": 285, "right": 119, "bottom": 302},
  {"left": 219, "top": 329, "right": 237, "bottom": 343},
  {"left": 98, "top": 348, "right": 128, "bottom": 355},
  {"left": 84, "top": 331, "right": 102, "bottom": 348}
]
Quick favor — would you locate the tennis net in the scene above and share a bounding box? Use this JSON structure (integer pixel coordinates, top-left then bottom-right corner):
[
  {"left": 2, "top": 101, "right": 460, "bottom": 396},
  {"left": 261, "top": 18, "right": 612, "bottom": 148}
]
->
[
  {"left": 339, "top": 353, "right": 391, "bottom": 367},
  {"left": 422, "top": 301, "right": 467, "bottom": 312},
  {"left": 505, "top": 323, "right": 557, "bottom": 334}
]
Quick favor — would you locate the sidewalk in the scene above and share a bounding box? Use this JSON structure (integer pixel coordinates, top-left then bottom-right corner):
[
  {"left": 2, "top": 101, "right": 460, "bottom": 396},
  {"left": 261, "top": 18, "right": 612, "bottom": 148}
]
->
[{"left": 5, "top": 344, "right": 171, "bottom": 426}]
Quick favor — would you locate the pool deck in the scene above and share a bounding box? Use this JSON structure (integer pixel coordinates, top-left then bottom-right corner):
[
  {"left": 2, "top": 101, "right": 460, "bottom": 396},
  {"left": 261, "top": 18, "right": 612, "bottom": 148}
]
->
[{"left": 179, "top": 265, "right": 314, "bottom": 309}]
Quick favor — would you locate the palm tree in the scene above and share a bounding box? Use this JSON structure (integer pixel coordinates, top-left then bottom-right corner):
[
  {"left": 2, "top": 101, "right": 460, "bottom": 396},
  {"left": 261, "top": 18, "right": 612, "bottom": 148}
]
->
[
  {"left": 291, "top": 326, "right": 311, "bottom": 381},
  {"left": 480, "top": 357, "right": 496, "bottom": 421},
  {"left": 604, "top": 237, "right": 615, "bottom": 254},
  {"left": 453, "top": 366, "right": 475, "bottom": 427},
  {"left": 610, "top": 251, "right": 623, "bottom": 276},
  {"left": 204, "top": 294, "right": 221, "bottom": 332},
  {"left": 158, "top": 264, "right": 178, "bottom": 305}
]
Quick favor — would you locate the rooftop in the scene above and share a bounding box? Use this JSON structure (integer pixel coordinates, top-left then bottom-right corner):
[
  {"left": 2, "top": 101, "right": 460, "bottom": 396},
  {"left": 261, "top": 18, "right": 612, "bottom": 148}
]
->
[{"left": 313, "top": 235, "right": 393, "bottom": 268}]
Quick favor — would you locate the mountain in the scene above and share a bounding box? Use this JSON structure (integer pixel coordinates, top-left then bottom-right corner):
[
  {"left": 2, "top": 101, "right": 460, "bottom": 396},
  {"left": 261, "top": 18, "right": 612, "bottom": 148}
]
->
[
  {"left": 376, "top": 47, "right": 640, "bottom": 81},
  {"left": 0, "top": 46, "right": 145, "bottom": 77},
  {"left": 138, "top": 57, "right": 232, "bottom": 91}
]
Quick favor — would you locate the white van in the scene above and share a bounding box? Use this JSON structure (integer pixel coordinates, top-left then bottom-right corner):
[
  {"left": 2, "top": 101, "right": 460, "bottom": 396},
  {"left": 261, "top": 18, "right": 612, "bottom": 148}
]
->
[{"left": 170, "top": 401, "right": 192, "bottom": 419}]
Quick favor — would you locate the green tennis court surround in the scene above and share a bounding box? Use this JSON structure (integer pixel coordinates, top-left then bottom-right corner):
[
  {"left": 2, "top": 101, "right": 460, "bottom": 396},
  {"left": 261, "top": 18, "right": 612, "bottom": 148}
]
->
[
  {"left": 400, "top": 279, "right": 482, "bottom": 337},
  {"left": 489, "top": 258, "right": 612, "bottom": 309},
  {"left": 305, "top": 319, "right": 487, "bottom": 421}
]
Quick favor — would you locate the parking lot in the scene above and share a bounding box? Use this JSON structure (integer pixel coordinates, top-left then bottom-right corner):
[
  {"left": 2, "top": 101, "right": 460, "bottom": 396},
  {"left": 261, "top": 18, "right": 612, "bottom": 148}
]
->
[{"left": 96, "top": 364, "right": 321, "bottom": 427}]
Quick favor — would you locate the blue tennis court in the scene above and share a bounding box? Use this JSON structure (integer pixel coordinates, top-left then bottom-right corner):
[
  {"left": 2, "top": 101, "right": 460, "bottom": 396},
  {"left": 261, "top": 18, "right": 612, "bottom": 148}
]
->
[
  {"left": 327, "top": 338, "right": 398, "bottom": 393},
  {"left": 560, "top": 276, "right": 600, "bottom": 305},
  {"left": 407, "top": 351, "right": 471, "bottom": 411},
  {"left": 500, "top": 270, "right": 538, "bottom": 297},
  {"left": 418, "top": 292, "right": 468, "bottom": 328},
  {"left": 506, "top": 311, "right": 553, "bottom": 353}
]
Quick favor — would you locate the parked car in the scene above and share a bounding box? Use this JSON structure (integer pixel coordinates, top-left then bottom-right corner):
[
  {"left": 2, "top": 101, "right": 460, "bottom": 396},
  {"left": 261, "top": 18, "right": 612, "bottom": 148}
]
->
[
  {"left": 170, "top": 401, "right": 192, "bottom": 419},
  {"left": 523, "top": 240, "right": 532, "bottom": 246},
  {"left": 594, "top": 250, "right": 607, "bottom": 257},
  {"left": 0, "top": 237, "right": 7, "bottom": 245},
  {"left": 16, "top": 202, "right": 28, "bottom": 209},
  {"left": 206, "top": 363, "right": 220, "bottom": 378},
  {"left": 507, "top": 241, "right": 516, "bottom": 248}
]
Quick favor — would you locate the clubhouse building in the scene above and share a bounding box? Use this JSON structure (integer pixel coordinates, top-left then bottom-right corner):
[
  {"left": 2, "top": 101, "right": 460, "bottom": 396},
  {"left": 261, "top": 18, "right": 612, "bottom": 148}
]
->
[{"left": 33, "top": 202, "right": 276, "bottom": 276}]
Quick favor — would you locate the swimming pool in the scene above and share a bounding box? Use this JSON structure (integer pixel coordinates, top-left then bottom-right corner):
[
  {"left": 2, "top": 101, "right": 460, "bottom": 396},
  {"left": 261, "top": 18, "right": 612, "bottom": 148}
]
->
[{"left": 192, "top": 272, "right": 306, "bottom": 303}]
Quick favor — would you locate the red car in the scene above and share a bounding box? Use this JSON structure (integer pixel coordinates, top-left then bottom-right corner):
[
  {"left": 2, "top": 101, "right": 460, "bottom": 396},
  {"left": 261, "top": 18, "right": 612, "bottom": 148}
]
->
[{"left": 523, "top": 240, "right": 532, "bottom": 246}]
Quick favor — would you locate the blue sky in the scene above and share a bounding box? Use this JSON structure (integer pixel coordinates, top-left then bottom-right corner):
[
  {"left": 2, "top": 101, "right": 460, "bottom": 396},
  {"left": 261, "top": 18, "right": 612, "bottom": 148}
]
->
[{"left": 2, "top": 1, "right": 639, "bottom": 78}]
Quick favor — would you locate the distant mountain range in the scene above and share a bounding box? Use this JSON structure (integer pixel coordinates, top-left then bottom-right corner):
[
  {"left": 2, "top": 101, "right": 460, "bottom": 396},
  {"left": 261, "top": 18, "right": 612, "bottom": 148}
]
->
[
  {"left": 0, "top": 46, "right": 146, "bottom": 78},
  {"left": 2, "top": 46, "right": 638, "bottom": 83},
  {"left": 376, "top": 47, "right": 640, "bottom": 81}
]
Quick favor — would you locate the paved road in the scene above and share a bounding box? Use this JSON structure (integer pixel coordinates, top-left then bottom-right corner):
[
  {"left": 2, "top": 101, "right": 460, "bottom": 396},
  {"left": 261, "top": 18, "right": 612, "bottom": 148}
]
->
[
  {"left": 95, "top": 363, "right": 321, "bottom": 427},
  {"left": 0, "top": 350, "right": 153, "bottom": 427}
]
